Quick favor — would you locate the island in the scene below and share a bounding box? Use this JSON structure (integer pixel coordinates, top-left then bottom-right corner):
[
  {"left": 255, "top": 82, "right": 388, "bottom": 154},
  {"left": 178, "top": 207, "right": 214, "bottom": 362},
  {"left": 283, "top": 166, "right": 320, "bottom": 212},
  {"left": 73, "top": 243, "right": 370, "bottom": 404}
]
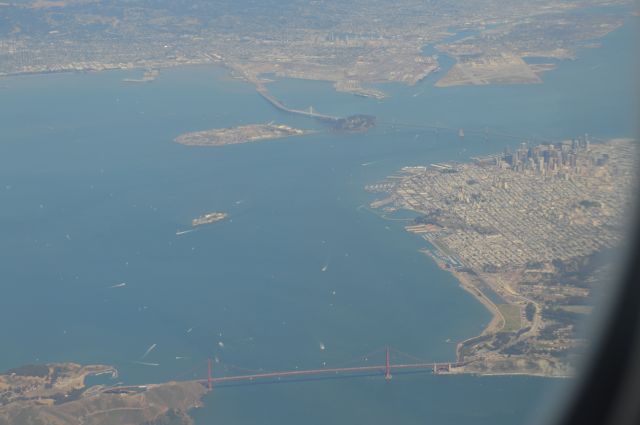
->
[
  {"left": 332, "top": 115, "right": 376, "bottom": 133},
  {"left": 175, "top": 124, "right": 308, "bottom": 147},
  {"left": 0, "top": 363, "right": 207, "bottom": 425},
  {"left": 192, "top": 212, "right": 227, "bottom": 227},
  {"left": 367, "top": 137, "right": 636, "bottom": 377}
]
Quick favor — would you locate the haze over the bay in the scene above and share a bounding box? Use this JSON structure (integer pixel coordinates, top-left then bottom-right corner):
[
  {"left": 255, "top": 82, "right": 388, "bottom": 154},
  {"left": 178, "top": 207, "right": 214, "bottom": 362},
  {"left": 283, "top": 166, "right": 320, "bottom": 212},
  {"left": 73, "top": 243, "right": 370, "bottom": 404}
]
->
[{"left": 0, "top": 1, "right": 638, "bottom": 424}]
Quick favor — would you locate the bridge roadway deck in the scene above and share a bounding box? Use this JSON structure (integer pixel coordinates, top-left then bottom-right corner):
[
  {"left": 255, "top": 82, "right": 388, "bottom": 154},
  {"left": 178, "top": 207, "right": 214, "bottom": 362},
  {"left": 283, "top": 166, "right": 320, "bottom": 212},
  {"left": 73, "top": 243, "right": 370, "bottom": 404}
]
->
[
  {"left": 256, "top": 85, "right": 339, "bottom": 122},
  {"left": 99, "top": 361, "right": 464, "bottom": 395},
  {"left": 378, "top": 120, "right": 552, "bottom": 143},
  {"left": 204, "top": 362, "right": 462, "bottom": 384},
  {"left": 254, "top": 84, "right": 545, "bottom": 144}
]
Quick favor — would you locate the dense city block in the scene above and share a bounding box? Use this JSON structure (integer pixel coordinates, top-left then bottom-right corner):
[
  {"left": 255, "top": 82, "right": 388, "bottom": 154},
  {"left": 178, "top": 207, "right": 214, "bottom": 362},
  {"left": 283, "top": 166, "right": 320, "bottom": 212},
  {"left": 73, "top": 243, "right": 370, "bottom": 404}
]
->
[{"left": 367, "top": 138, "right": 636, "bottom": 375}]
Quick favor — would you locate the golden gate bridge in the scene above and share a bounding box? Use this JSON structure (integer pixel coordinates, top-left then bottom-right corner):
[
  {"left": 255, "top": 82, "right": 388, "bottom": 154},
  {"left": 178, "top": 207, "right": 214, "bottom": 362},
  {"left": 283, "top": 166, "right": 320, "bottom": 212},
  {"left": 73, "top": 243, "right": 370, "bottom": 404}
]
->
[
  {"left": 102, "top": 347, "right": 465, "bottom": 394},
  {"left": 200, "top": 346, "right": 464, "bottom": 391}
]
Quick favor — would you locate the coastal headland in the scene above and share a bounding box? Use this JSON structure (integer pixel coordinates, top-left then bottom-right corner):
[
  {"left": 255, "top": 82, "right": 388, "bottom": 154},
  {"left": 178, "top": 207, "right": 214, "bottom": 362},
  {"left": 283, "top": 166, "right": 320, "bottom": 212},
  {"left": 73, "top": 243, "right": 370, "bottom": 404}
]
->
[
  {"left": 0, "top": 363, "right": 206, "bottom": 425},
  {"left": 367, "top": 138, "right": 636, "bottom": 377},
  {"left": 434, "top": 55, "right": 543, "bottom": 87}
]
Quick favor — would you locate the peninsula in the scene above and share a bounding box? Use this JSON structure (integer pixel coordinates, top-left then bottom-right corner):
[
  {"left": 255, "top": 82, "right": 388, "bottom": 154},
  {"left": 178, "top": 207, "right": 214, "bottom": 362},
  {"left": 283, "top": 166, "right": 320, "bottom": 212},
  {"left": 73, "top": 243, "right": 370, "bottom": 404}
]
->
[
  {"left": 0, "top": 363, "right": 207, "bottom": 425},
  {"left": 367, "top": 137, "right": 636, "bottom": 377},
  {"left": 175, "top": 124, "right": 308, "bottom": 147},
  {"left": 434, "top": 55, "right": 543, "bottom": 88}
]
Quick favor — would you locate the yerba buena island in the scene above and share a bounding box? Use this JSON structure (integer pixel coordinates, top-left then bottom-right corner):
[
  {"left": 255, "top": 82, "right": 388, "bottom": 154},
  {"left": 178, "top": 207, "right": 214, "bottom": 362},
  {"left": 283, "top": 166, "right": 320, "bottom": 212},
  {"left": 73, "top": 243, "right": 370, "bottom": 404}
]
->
[{"left": 367, "top": 138, "right": 636, "bottom": 376}]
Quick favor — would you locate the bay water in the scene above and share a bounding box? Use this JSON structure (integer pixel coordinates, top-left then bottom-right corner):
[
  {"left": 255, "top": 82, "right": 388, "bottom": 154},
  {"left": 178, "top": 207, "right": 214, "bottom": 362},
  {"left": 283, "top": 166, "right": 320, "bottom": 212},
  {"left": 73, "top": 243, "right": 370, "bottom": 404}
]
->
[{"left": 0, "top": 15, "right": 637, "bottom": 425}]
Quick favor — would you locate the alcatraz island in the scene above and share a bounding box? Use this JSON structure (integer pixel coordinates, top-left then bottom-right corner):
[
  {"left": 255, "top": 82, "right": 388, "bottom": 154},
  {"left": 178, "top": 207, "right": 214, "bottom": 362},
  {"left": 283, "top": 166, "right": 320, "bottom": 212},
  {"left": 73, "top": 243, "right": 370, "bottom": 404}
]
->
[
  {"left": 192, "top": 212, "right": 227, "bottom": 227},
  {"left": 367, "top": 137, "right": 636, "bottom": 377}
]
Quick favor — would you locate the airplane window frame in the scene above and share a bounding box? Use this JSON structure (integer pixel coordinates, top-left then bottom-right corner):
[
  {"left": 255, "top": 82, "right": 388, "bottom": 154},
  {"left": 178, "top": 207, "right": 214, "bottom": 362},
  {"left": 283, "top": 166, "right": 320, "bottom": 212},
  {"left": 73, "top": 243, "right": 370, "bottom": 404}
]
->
[{"left": 557, "top": 194, "right": 640, "bottom": 425}]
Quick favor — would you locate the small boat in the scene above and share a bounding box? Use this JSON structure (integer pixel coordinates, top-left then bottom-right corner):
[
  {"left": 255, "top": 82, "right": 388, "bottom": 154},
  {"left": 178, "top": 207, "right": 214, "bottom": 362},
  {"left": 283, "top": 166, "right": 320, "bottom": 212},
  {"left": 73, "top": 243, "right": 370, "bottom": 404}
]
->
[
  {"left": 133, "top": 361, "right": 160, "bottom": 367},
  {"left": 141, "top": 343, "right": 157, "bottom": 359}
]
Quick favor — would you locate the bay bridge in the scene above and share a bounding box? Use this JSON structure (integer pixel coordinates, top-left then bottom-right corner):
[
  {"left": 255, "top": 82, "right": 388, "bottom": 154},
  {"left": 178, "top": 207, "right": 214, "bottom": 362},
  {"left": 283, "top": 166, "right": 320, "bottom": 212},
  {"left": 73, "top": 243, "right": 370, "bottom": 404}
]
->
[
  {"left": 256, "top": 83, "right": 553, "bottom": 144},
  {"left": 256, "top": 84, "right": 340, "bottom": 122}
]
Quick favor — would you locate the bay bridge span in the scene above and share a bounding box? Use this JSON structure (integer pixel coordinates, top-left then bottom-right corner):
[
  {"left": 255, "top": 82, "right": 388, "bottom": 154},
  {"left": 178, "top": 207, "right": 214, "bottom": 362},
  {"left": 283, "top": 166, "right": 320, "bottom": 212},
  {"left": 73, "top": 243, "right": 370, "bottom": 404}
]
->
[
  {"left": 376, "top": 120, "right": 554, "bottom": 144},
  {"left": 256, "top": 84, "right": 552, "bottom": 144},
  {"left": 256, "top": 84, "right": 340, "bottom": 122}
]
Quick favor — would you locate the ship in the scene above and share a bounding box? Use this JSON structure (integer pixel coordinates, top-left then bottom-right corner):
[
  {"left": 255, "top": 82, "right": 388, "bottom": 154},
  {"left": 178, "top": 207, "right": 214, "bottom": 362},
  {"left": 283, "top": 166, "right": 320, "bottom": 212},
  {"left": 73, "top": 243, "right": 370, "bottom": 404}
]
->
[{"left": 192, "top": 212, "right": 227, "bottom": 227}]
